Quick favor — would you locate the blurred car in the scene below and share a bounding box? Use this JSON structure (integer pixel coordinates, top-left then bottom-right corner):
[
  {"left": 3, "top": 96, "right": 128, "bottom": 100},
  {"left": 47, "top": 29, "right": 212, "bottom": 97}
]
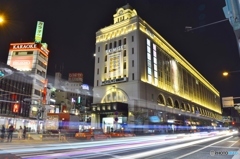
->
[
  {"left": 108, "top": 129, "right": 136, "bottom": 137},
  {"left": 75, "top": 129, "right": 111, "bottom": 141}
]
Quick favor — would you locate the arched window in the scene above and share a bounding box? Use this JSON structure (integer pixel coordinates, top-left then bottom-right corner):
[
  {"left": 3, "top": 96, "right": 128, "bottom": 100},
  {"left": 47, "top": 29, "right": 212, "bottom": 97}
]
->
[
  {"left": 174, "top": 100, "right": 180, "bottom": 109},
  {"left": 157, "top": 94, "right": 165, "bottom": 105},
  {"left": 166, "top": 97, "right": 173, "bottom": 107},
  {"left": 101, "top": 88, "right": 128, "bottom": 103}
]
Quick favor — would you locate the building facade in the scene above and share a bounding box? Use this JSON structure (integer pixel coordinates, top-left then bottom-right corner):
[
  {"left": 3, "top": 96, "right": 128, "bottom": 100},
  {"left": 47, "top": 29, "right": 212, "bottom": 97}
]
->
[
  {"left": 0, "top": 62, "right": 37, "bottom": 130},
  {"left": 51, "top": 72, "right": 92, "bottom": 123},
  {"left": 7, "top": 42, "right": 50, "bottom": 120},
  {"left": 92, "top": 4, "right": 222, "bottom": 132}
]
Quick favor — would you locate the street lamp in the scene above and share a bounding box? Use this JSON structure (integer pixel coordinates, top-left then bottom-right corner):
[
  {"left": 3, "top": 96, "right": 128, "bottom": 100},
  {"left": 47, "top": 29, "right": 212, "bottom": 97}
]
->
[
  {"left": 222, "top": 70, "right": 240, "bottom": 76},
  {"left": 0, "top": 16, "right": 4, "bottom": 24}
]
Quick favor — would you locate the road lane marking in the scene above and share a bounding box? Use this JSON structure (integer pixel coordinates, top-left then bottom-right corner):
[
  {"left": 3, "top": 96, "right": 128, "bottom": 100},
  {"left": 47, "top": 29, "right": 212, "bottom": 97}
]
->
[
  {"left": 121, "top": 135, "right": 233, "bottom": 159},
  {"left": 175, "top": 136, "right": 232, "bottom": 159},
  {"left": 229, "top": 139, "right": 240, "bottom": 147}
]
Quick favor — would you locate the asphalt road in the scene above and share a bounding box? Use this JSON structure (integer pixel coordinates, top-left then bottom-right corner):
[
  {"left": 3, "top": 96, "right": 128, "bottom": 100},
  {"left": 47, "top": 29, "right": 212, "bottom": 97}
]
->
[{"left": 0, "top": 131, "right": 239, "bottom": 159}]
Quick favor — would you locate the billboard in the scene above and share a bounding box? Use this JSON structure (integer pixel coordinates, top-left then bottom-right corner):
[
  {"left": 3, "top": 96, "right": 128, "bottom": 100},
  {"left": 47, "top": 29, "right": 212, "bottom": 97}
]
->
[
  {"left": 35, "top": 21, "right": 44, "bottom": 43},
  {"left": 68, "top": 73, "right": 83, "bottom": 82},
  {"left": 9, "top": 55, "right": 33, "bottom": 71}
]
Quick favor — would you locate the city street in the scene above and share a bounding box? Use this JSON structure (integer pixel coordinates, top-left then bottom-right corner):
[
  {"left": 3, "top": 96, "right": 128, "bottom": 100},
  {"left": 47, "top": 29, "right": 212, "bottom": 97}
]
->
[{"left": 0, "top": 132, "right": 239, "bottom": 159}]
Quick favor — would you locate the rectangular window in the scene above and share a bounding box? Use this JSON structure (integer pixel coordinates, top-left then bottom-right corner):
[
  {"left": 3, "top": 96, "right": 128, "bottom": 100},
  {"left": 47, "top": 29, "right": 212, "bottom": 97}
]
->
[
  {"left": 123, "top": 38, "right": 126, "bottom": 45},
  {"left": 97, "top": 80, "right": 99, "bottom": 86},
  {"left": 114, "top": 41, "right": 117, "bottom": 47},
  {"left": 123, "top": 62, "right": 126, "bottom": 69},
  {"left": 123, "top": 50, "right": 126, "bottom": 57},
  {"left": 97, "top": 68, "right": 99, "bottom": 75},
  {"left": 109, "top": 43, "right": 112, "bottom": 49},
  {"left": 132, "top": 36, "right": 134, "bottom": 42},
  {"left": 105, "top": 44, "right": 108, "bottom": 50},
  {"left": 132, "top": 60, "right": 134, "bottom": 67},
  {"left": 98, "top": 46, "right": 100, "bottom": 52},
  {"left": 132, "top": 48, "right": 134, "bottom": 54},
  {"left": 98, "top": 57, "right": 99, "bottom": 63},
  {"left": 118, "top": 40, "right": 121, "bottom": 46},
  {"left": 104, "top": 67, "right": 107, "bottom": 73},
  {"left": 132, "top": 73, "right": 134, "bottom": 80},
  {"left": 105, "top": 55, "right": 107, "bottom": 61},
  {"left": 146, "top": 39, "right": 152, "bottom": 83}
]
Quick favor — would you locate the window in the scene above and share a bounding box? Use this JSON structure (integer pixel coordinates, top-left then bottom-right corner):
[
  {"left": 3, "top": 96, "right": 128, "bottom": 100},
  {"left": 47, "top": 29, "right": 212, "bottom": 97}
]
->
[
  {"left": 132, "top": 73, "right": 134, "bottom": 80},
  {"left": 109, "top": 43, "right": 112, "bottom": 49},
  {"left": 98, "top": 46, "right": 100, "bottom": 52},
  {"left": 132, "top": 48, "right": 134, "bottom": 54},
  {"left": 104, "top": 67, "right": 107, "bottom": 73},
  {"left": 132, "top": 36, "right": 134, "bottom": 42},
  {"left": 118, "top": 40, "right": 122, "bottom": 46},
  {"left": 34, "top": 89, "right": 41, "bottom": 96},
  {"left": 98, "top": 57, "right": 99, "bottom": 63},
  {"left": 114, "top": 41, "right": 117, "bottom": 47},
  {"left": 97, "top": 68, "right": 99, "bottom": 75},
  {"left": 97, "top": 80, "right": 99, "bottom": 86},
  {"left": 123, "top": 62, "right": 126, "bottom": 69},
  {"left": 105, "top": 44, "right": 108, "bottom": 50},
  {"left": 123, "top": 50, "right": 126, "bottom": 57},
  {"left": 123, "top": 38, "right": 126, "bottom": 45},
  {"left": 132, "top": 60, "right": 134, "bottom": 67},
  {"left": 105, "top": 55, "right": 107, "bottom": 62},
  {"left": 38, "top": 60, "right": 47, "bottom": 69}
]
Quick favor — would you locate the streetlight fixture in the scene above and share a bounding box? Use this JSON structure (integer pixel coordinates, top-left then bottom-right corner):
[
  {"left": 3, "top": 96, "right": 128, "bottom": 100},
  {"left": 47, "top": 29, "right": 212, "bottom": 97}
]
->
[
  {"left": 0, "top": 16, "right": 4, "bottom": 24},
  {"left": 222, "top": 70, "right": 240, "bottom": 76}
]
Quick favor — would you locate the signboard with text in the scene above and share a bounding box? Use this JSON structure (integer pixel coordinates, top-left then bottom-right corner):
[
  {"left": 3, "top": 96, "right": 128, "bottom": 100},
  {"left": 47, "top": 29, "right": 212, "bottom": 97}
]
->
[
  {"left": 68, "top": 73, "right": 83, "bottom": 82},
  {"left": 10, "top": 55, "right": 33, "bottom": 71},
  {"left": 35, "top": 21, "right": 44, "bottom": 43},
  {"left": 9, "top": 43, "right": 49, "bottom": 56}
]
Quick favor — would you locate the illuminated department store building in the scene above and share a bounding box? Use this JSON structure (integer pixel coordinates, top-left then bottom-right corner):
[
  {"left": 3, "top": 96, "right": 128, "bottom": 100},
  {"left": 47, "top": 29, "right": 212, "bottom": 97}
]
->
[{"left": 92, "top": 4, "right": 222, "bottom": 132}]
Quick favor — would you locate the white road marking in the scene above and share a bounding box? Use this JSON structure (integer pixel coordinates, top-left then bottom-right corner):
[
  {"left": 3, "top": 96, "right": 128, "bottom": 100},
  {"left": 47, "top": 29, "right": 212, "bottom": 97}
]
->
[
  {"left": 175, "top": 136, "right": 232, "bottom": 159},
  {"left": 229, "top": 139, "right": 240, "bottom": 147}
]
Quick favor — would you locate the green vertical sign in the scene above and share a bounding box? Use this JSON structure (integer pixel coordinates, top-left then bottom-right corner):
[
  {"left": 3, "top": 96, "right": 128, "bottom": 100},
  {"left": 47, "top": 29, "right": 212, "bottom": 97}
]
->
[{"left": 35, "top": 21, "right": 44, "bottom": 43}]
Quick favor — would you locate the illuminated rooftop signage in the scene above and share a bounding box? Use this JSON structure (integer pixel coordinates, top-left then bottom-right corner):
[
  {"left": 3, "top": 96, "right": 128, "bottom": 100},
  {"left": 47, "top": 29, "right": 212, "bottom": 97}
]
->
[
  {"left": 10, "top": 43, "right": 49, "bottom": 56},
  {"left": 35, "top": 21, "right": 44, "bottom": 43},
  {"left": 106, "top": 45, "right": 124, "bottom": 54},
  {"left": 12, "top": 44, "right": 37, "bottom": 49}
]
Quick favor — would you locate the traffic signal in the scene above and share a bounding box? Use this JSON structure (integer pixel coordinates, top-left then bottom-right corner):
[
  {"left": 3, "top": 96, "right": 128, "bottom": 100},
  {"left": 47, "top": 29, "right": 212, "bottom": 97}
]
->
[
  {"left": 232, "top": 121, "right": 235, "bottom": 125},
  {"left": 13, "top": 104, "right": 19, "bottom": 113}
]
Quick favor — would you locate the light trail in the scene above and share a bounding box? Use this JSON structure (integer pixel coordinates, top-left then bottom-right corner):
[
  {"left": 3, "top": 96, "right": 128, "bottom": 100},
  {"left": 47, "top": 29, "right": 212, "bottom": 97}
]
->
[{"left": 0, "top": 131, "right": 233, "bottom": 159}]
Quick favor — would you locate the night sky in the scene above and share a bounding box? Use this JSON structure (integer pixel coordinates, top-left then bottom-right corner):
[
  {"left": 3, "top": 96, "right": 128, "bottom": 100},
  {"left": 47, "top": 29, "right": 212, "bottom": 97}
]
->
[{"left": 0, "top": 0, "right": 240, "bottom": 99}]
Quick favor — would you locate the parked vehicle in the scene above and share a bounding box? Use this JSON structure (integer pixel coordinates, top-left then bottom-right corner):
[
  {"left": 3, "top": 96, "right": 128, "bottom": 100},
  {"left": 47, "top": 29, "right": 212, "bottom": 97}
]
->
[{"left": 75, "top": 129, "right": 110, "bottom": 141}]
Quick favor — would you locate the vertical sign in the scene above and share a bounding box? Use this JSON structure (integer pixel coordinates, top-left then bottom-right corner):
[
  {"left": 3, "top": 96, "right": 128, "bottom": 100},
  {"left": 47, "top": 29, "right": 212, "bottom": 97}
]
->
[{"left": 35, "top": 21, "right": 44, "bottom": 43}]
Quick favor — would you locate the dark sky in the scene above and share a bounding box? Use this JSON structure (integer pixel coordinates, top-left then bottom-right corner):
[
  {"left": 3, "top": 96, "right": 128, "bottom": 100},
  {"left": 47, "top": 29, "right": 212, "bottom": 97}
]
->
[{"left": 0, "top": 0, "right": 240, "bottom": 98}]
